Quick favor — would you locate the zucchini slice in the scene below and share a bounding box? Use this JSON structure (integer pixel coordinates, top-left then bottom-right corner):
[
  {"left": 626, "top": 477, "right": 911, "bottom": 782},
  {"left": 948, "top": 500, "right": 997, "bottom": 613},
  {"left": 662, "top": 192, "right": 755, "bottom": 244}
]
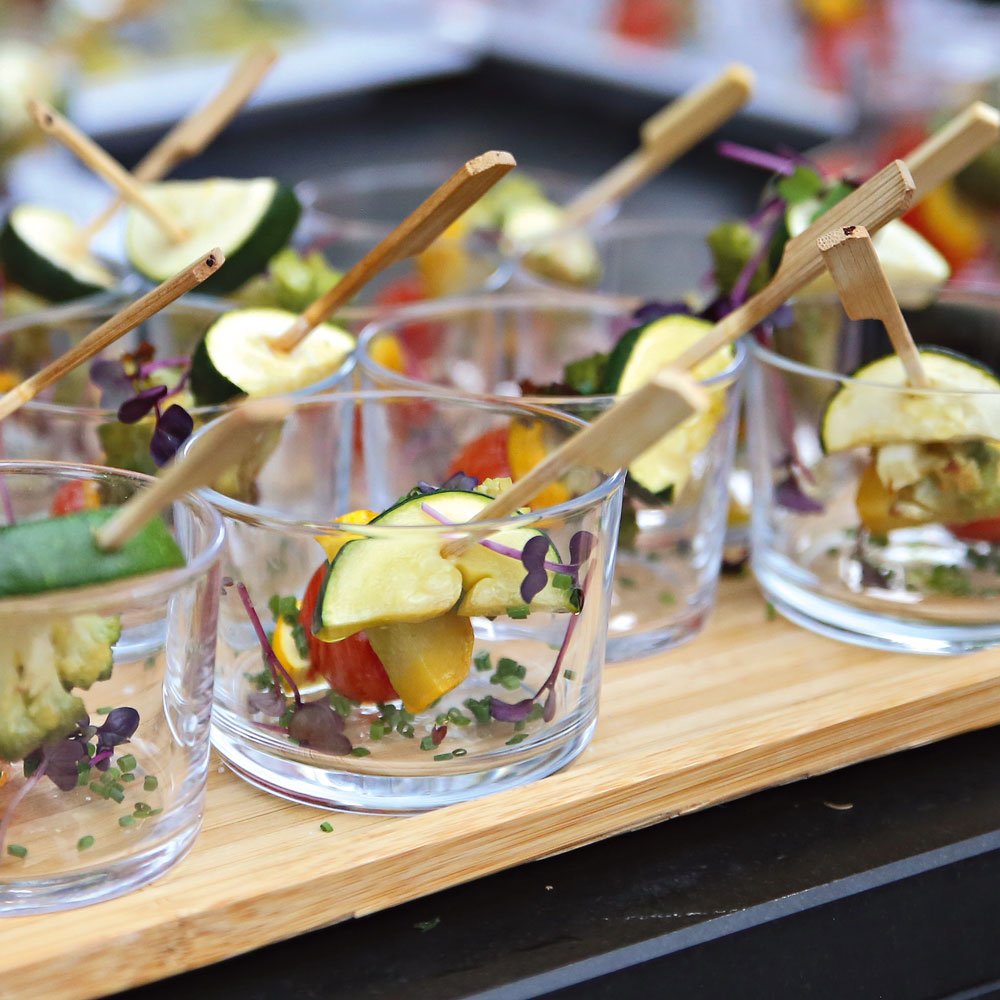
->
[
  {"left": 0, "top": 508, "right": 184, "bottom": 598},
  {"left": 821, "top": 349, "right": 1000, "bottom": 452},
  {"left": 188, "top": 307, "right": 354, "bottom": 405},
  {"left": 600, "top": 314, "right": 734, "bottom": 498},
  {"left": 0, "top": 204, "right": 116, "bottom": 302},
  {"left": 125, "top": 178, "right": 301, "bottom": 295},
  {"left": 786, "top": 200, "right": 949, "bottom": 307}
]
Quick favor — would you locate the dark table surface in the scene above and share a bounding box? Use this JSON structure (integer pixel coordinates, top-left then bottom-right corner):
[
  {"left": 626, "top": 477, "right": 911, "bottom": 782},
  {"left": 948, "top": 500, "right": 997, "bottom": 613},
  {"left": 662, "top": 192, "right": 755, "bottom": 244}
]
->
[{"left": 103, "top": 63, "right": 1000, "bottom": 1000}]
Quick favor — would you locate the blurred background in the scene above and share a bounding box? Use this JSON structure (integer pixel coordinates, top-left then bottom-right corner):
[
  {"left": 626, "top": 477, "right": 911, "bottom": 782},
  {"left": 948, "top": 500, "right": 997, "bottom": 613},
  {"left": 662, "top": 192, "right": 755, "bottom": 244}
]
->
[{"left": 2, "top": 0, "right": 1000, "bottom": 278}]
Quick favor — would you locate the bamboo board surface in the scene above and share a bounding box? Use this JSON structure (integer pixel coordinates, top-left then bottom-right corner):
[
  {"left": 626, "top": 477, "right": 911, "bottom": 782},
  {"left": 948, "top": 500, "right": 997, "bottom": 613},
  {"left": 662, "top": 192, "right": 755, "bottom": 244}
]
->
[{"left": 4, "top": 575, "right": 1000, "bottom": 1000}]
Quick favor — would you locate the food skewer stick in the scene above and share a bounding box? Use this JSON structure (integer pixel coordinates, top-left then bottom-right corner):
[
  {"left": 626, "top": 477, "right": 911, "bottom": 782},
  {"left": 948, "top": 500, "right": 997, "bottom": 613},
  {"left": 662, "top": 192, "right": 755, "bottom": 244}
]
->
[
  {"left": 903, "top": 101, "right": 1000, "bottom": 198},
  {"left": 79, "top": 44, "right": 278, "bottom": 243},
  {"left": 0, "top": 248, "right": 223, "bottom": 422},
  {"left": 819, "top": 226, "right": 930, "bottom": 387},
  {"left": 670, "top": 160, "right": 915, "bottom": 372},
  {"left": 272, "top": 150, "right": 516, "bottom": 353},
  {"left": 441, "top": 370, "right": 709, "bottom": 556},
  {"left": 95, "top": 398, "right": 289, "bottom": 551},
  {"left": 559, "top": 64, "right": 755, "bottom": 232},
  {"left": 27, "top": 99, "right": 189, "bottom": 245}
]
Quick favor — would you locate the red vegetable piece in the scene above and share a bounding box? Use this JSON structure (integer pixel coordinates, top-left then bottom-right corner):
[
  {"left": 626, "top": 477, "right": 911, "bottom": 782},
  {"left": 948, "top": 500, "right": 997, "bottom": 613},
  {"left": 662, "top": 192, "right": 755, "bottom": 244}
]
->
[
  {"left": 299, "top": 564, "right": 398, "bottom": 703},
  {"left": 51, "top": 479, "right": 101, "bottom": 516},
  {"left": 445, "top": 426, "right": 512, "bottom": 484},
  {"left": 948, "top": 518, "right": 1000, "bottom": 544}
]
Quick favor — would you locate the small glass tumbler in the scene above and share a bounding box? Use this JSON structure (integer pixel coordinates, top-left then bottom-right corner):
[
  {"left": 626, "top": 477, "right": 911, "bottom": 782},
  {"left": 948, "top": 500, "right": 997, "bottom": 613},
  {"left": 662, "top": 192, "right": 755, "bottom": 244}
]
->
[
  {"left": 749, "top": 286, "right": 1000, "bottom": 654},
  {"left": 0, "top": 461, "right": 224, "bottom": 915},
  {"left": 0, "top": 296, "right": 356, "bottom": 473},
  {"left": 188, "top": 391, "right": 623, "bottom": 813},
  {"left": 357, "top": 295, "right": 745, "bottom": 660}
]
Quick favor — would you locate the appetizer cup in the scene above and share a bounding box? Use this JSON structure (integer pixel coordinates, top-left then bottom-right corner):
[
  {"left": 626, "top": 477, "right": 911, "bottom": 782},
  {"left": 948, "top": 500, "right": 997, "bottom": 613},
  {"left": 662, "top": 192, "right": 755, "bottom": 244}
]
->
[
  {"left": 188, "top": 391, "right": 623, "bottom": 812},
  {"left": 0, "top": 461, "right": 224, "bottom": 915},
  {"left": 358, "top": 296, "right": 746, "bottom": 660},
  {"left": 749, "top": 286, "right": 1000, "bottom": 654},
  {"left": 0, "top": 296, "right": 356, "bottom": 474}
]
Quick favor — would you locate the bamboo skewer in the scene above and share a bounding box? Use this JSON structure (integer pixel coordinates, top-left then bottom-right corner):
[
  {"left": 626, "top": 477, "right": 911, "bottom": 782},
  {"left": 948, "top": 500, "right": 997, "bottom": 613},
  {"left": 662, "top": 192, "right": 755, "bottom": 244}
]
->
[
  {"left": 79, "top": 45, "right": 278, "bottom": 243},
  {"left": 903, "top": 101, "right": 1000, "bottom": 198},
  {"left": 818, "top": 226, "right": 930, "bottom": 387},
  {"left": 0, "top": 249, "right": 224, "bottom": 422},
  {"left": 440, "top": 370, "right": 708, "bottom": 556},
  {"left": 27, "top": 99, "right": 190, "bottom": 245},
  {"left": 559, "top": 64, "right": 755, "bottom": 231},
  {"left": 272, "top": 150, "right": 517, "bottom": 353},
  {"left": 95, "top": 398, "right": 290, "bottom": 551},
  {"left": 670, "top": 160, "right": 916, "bottom": 372}
]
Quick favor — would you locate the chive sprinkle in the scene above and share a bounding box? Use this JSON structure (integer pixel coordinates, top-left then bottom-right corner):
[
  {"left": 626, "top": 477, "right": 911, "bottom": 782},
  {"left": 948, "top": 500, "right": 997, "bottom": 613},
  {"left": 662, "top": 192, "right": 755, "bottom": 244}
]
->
[
  {"left": 350, "top": 747, "right": 371, "bottom": 757},
  {"left": 96, "top": 706, "right": 113, "bottom": 715},
  {"left": 7, "top": 844, "right": 26, "bottom": 858},
  {"left": 143, "top": 775, "right": 158, "bottom": 792},
  {"left": 433, "top": 752, "right": 454, "bottom": 761},
  {"left": 119, "top": 815, "right": 135, "bottom": 827},
  {"left": 319, "top": 821, "right": 333, "bottom": 833},
  {"left": 77, "top": 836, "right": 95, "bottom": 851},
  {"left": 117, "top": 754, "right": 136, "bottom": 772},
  {"left": 506, "top": 733, "right": 529, "bottom": 745}
]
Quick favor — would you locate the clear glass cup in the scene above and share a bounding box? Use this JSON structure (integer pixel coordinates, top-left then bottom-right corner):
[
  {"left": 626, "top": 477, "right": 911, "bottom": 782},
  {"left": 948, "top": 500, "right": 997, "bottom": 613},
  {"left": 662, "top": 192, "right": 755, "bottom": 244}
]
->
[
  {"left": 186, "top": 391, "right": 623, "bottom": 813},
  {"left": 0, "top": 296, "right": 356, "bottom": 473},
  {"left": 0, "top": 461, "right": 224, "bottom": 915},
  {"left": 357, "top": 295, "right": 746, "bottom": 660},
  {"left": 749, "top": 285, "right": 1000, "bottom": 654}
]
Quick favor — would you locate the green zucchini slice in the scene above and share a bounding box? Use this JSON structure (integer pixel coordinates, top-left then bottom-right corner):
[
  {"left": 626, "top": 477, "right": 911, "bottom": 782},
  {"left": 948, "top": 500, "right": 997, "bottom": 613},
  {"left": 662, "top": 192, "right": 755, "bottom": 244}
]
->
[
  {"left": 188, "top": 307, "right": 354, "bottom": 406},
  {"left": 600, "top": 314, "right": 735, "bottom": 498},
  {"left": 0, "top": 204, "right": 116, "bottom": 302},
  {"left": 125, "top": 177, "right": 301, "bottom": 295},
  {"left": 0, "top": 508, "right": 185, "bottom": 598},
  {"left": 821, "top": 348, "right": 1000, "bottom": 452}
]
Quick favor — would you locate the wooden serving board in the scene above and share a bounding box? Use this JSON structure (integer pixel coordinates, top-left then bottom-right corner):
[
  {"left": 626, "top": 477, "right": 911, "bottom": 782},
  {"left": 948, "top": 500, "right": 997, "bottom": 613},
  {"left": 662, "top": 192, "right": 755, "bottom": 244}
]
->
[{"left": 5, "top": 575, "right": 1000, "bottom": 1000}]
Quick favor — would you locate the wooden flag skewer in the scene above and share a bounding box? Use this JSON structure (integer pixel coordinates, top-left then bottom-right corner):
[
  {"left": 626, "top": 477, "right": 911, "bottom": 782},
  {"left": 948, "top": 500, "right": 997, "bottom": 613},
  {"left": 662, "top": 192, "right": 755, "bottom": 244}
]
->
[
  {"left": 559, "top": 64, "right": 755, "bottom": 232},
  {"left": 27, "top": 99, "right": 190, "bottom": 245},
  {"left": 440, "top": 369, "right": 709, "bottom": 557},
  {"left": 272, "top": 150, "right": 517, "bottom": 353},
  {"left": 79, "top": 44, "right": 278, "bottom": 243},
  {"left": 819, "top": 226, "right": 929, "bottom": 388},
  {"left": 95, "top": 397, "right": 290, "bottom": 551},
  {"left": 903, "top": 101, "right": 1000, "bottom": 198},
  {"left": 0, "top": 248, "right": 224, "bottom": 422}
]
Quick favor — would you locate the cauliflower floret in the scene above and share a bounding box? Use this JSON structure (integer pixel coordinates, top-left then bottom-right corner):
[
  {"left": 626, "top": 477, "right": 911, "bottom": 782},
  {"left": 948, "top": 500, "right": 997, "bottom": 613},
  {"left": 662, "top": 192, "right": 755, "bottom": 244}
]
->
[{"left": 0, "top": 616, "right": 119, "bottom": 762}]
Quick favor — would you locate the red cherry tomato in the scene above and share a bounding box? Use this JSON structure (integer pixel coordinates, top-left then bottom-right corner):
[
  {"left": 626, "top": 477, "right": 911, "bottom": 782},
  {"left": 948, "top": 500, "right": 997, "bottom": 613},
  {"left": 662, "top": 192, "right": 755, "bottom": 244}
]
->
[
  {"left": 446, "top": 426, "right": 512, "bottom": 483},
  {"left": 299, "top": 564, "right": 398, "bottom": 703},
  {"left": 51, "top": 480, "right": 101, "bottom": 516},
  {"left": 948, "top": 518, "right": 1000, "bottom": 544}
]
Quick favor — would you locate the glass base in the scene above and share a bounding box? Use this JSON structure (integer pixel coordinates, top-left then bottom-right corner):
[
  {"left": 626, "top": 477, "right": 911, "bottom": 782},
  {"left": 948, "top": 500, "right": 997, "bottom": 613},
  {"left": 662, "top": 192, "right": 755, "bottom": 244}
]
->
[
  {"left": 211, "top": 713, "right": 598, "bottom": 814},
  {"left": 0, "top": 819, "right": 200, "bottom": 916},
  {"left": 754, "top": 553, "right": 1000, "bottom": 656}
]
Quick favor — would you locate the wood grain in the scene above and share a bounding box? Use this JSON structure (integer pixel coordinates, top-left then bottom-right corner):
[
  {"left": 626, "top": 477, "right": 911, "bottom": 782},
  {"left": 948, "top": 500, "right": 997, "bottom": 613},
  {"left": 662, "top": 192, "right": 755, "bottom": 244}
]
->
[{"left": 3, "top": 576, "right": 1000, "bottom": 1000}]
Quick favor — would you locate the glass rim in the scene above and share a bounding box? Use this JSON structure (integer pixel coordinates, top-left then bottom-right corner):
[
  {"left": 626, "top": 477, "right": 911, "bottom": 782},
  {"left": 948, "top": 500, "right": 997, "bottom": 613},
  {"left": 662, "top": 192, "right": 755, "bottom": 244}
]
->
[
  {"left": 0, "top": 459, "right": 226, "bottom": 615},
  {"left": 357, "top": 292, "right": 747, "bottom": 404},
  {"left": 750, "top": 282, "right": 1000, "bottom": 396},
  {"left": 186, "top": 389, "right": 626, "bottom": 534},
  {"left": 0, "top": 295, "right": 359, "bottom": 418}
]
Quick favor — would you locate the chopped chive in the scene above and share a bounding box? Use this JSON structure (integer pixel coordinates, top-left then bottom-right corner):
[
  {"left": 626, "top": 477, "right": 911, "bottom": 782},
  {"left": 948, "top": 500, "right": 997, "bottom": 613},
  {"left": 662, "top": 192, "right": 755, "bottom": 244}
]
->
[
  {"left": 121, "top": 773, "right": 136, "bottom": 782},
  {"left": 514, "top": 720, "right": 526, "bottom": 732},
  {"left": 446, "top": 707, "right": 471, "bottom": 726},
  {"left": 398, "top": 724, "right": 415, "bottom": 739},
  {"left": 105, "top": 767, "right": 121, "bottom": 782},
  {"left": 617, "top": 576, "right": 637, "bottom": 588},
  {"left": 419, "top": 735, "right": 436, "bottom": 751},
  {"left": 658, "top": 591, "right": 676, "bottom": 605},
  {"left": 7, "top": 844, "right": 27, "bottom": 858},
  {"left": 350, "top": 747, "right": 371, "bottom": 757},
  {"left": 143, "top": 775, "right": 158, "bottom": 792},
  {"left": 435, "top": 712, "right": 450, "bottom": 727},
  {"left": 451, "top": 747, "right": 468, "bottom": 757},
  {"left": 765, "top": 601, "right": 777, "bottom": 621},
  {"left": 500, "top": 675, "right": 521, "bottom": 690},
  {"left": 96, "top": 706, "right": 113, "bottom": 715},
  {"left": 77, "top": 835, "right": 95, "bottom": 851},
  {"left": 464, "top": 697, "right": 492, "bottom": 724},
  {"left": 369, "top": 721, "right": 385, "bottom": 741},
  {"left": 553, "top": 572, "right": 573, "bottom": 591},
  {"left": 527, "top": 703, "right": 545, "bottom": 722},
  {"left": 506, "top": 733, "right": 529, "bottom": 745},
  {"left": 119, "top": 815, "right": 135, "bottom": 828},
  {"left": 473, "top": 650, "right": 492, "bottom": 672},
  {"left": 433, "top": 752, "right": 454, "bottom": 761},
  {"left": 415, "top": 917, "right": 441, "bottom": 932},
  {"left": 144, "top": 655, "right": 157, "bottom": 670},
  {"left": 319, "top": 821, "right": 334, "bottom": 833},
  {"left": 328, "top": 692, "right": 353, "bottom": 718},
  {"left": 109, "top": 787, "right": 125, "bottom": 804},
  {"left": 117, "top": 754, "right": 136, "bottom": 772},
  {"left": 506, "top": 605, "right": 530, "bottom": 620},
  {"left": 563, "top": 669, "right": 576, "bottom": 680}
]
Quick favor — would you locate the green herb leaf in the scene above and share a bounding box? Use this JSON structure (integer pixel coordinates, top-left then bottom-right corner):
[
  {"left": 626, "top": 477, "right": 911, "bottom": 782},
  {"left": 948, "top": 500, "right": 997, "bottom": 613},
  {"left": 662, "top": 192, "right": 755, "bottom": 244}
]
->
[
  {"left": 776, "top": 166, "right": 824, "bottom": 205},
  {"left": 563, "top": 351, "right": 609, "bottom": 396}
]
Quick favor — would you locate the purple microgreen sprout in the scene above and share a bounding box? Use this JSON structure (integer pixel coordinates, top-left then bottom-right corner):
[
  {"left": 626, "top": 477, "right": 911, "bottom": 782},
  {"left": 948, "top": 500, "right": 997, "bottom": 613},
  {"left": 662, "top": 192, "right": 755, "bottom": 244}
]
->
[
  {"left": 716, "top": 141, "right": 798, "bottom": 176},
  {"left": 729, "top": 200, "right": 784, "bottom": 307},
  {"left": 287, "top": 701, "right": 351, "bottom": 755},
  {"left": 236, "top": 582, "right": 301, "bottom": 708},
  {"left": 0, "top": 477, "right": 13, "bottom": 525},
  {"left": 149, "top": 404, "right": 194, "bottom": 467},
  {"left": 631, "top": 300, "right": 692, "bottom": 325}
]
